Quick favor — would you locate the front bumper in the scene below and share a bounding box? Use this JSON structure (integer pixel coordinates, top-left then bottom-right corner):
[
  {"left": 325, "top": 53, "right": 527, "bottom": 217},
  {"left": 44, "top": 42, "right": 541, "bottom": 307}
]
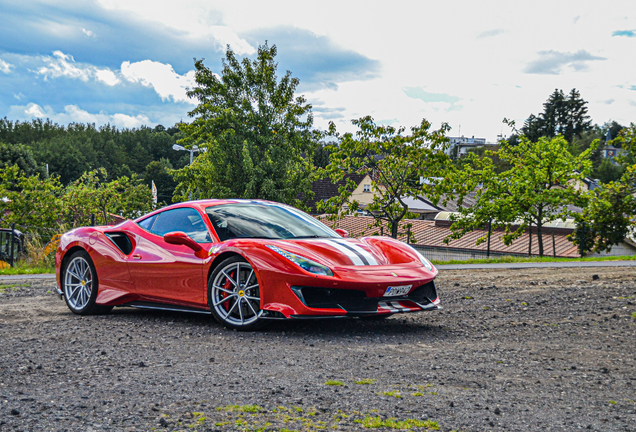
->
[
  {"left": 258, "top": 263, "right": 440, "bottom": 318},
  {"left": 289, "top": 281, "right": 441, "bottom": 318}
]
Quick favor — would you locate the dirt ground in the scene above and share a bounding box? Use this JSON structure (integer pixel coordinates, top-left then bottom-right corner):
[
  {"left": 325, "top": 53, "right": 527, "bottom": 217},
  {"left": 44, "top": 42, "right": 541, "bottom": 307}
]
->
[{"left": 0, "top": 266, "right": 635, "bottom": 432}]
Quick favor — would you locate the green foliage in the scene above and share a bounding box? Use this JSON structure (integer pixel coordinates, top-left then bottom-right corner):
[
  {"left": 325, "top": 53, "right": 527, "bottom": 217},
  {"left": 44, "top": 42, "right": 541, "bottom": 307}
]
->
[
  {"left": 521, "top": 88, "right": 592, "bottom": 143},
  {"left": 324, "top": 380, "right": 344, "bottom": 386},
  {"left": 570, "top": 124, "right": 636, "bottom": 254},
  {"left": 593, "top": 158, "right": 624, "bottom": 184},
  {"left": 0, "top": 165, "right": 63, "bottom": 240},
  {"left": 319, "top": 116, "right": 451, "bottom": 239},
  {"left": 64, "top": 168, "right": 154, "bottom": 227},
  {"left": 0, "top": 118, "right": 186, "bottom": 185},
  {"left": 144, "top": 159, "right": 177, "bottom": 204},
  {"left": 445, "top": 135, "right": 594, "bottom": 256},
  {"left": 0, "top": 142, "right": 44, "bottom": 177},
  {"left": 1, "top": 164, "right": 152, "bottom": 247},
  {"left": 173, "top": 43, "right": 317, "bottom": 207}
]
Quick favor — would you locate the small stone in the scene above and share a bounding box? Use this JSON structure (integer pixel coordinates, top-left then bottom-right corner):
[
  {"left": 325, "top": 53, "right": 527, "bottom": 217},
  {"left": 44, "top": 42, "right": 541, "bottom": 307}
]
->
[
  {"left": 36, "top": 365, "right": 42, "bottom": 370},
  {"left": 449, "top": 401, "right": 454, "bottom": 407},
  {"left": 592, "top": 274, "right": 599, "bottom": 281},
  {"left": 494, "top": 407, "right": 501, "bottom": 415},
  {"left": 159, "top": 417, "right": 168, "bottom": 426},
  {"left": 10, "top": 409, "right": 19, "bottom": 416},
  {"left": 138, "top": 361, "right": 146, "bottom": 367},
  {"left": 209, "top": 357, "right": 215, "bottom": 362}
]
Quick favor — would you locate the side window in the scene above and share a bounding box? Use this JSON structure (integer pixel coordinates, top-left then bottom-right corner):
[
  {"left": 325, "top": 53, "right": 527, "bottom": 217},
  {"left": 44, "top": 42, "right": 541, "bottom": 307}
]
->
[
  {"left": 150, "top": 208, "right": 212, "bottom": 243},
  {"left": 138, "top": 214, "right": 157, "bottom": 231}
]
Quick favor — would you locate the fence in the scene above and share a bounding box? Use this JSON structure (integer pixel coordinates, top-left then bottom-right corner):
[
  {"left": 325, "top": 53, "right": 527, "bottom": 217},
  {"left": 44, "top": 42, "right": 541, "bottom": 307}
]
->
[{"left": 411, "top": 244, "right": 532, "bottom": 262}]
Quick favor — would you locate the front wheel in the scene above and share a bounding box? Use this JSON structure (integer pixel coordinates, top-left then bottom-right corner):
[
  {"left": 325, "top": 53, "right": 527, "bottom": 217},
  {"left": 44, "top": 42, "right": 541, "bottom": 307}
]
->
[
  {"left": 62, "top": 250, "right": 112, "bottom": 315},
  {"left": 208, "top": 256, "right": 265, "bottom": 331}
]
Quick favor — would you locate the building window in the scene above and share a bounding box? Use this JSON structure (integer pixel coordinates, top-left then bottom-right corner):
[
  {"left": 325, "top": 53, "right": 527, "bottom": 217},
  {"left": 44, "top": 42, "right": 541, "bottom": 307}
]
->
[{"left": 363, "top": 184, "right": 371, "bottom": 193}]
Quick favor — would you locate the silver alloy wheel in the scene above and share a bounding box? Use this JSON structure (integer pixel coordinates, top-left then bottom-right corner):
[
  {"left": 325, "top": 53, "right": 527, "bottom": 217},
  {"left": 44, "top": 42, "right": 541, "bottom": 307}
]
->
[
  {"left": 211, "top": 261, "right": 260, "bottom": 326},
  {"left": 64, "top": 256, "right": 93, "bottom": 311}
]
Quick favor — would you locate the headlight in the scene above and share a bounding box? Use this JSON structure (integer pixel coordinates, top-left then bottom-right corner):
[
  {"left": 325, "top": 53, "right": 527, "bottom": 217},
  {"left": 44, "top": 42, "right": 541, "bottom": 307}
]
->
[
  {"left": 266, "top": 245, "right": 334, "bottom": 277},
  {"left": 409, "top": 246, "right": 435, "bottom": 272}
]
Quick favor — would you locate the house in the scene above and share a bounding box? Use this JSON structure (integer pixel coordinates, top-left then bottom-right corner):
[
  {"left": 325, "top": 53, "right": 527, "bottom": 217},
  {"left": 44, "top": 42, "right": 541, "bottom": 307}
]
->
[{"left": 306, "top": 173, "right": 367, "bottom": 214}]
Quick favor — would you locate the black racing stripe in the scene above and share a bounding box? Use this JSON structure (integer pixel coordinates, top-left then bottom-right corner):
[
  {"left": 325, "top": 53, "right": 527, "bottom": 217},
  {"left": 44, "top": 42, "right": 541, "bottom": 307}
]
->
[{"left": 332, "top": 240, "right": 370, "bottom": 265}]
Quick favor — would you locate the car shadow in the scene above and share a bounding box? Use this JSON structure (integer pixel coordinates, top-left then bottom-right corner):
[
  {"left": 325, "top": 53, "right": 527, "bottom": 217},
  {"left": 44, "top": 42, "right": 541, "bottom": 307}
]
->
[{"left": 106, "top": 306, "right": 449, "bottom": 338}]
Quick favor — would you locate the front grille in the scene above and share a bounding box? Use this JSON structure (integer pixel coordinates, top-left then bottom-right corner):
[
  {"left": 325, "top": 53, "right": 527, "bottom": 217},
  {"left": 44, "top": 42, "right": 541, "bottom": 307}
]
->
[
  {"left": 291, "top": 286, "right": 377, "bottom": 312},
  {"left": 407, "top": 281, "right": 437, "bottom": 304}
]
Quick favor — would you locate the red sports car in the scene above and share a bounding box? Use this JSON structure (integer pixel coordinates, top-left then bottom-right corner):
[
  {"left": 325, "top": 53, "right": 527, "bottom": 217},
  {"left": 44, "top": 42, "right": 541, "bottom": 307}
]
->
[{"left": 55, "top": 200, "right": 440, "bottom": 330}]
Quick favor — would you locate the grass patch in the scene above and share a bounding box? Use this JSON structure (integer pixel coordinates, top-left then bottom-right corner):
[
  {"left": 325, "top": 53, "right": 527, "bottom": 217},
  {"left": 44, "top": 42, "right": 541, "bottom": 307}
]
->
[
  {"left": 609, "top": 400, "right": 617, "bottom": 405},
  {"left": 0, "top": 283, "right": 29, "bottom": 292},
  {"left": 632, "top": 312, "right": 636, "bottom": 319},
  {"left": 354, "top": 416, "right": 439, "bottom": 430},
  {"left": 325, "top": 380, "right": 344, "bottom": 386},
  {"left": 380, "top": 391, "right": 402, "bottom": 399},
  {"left": 354, "top": 379, "right": 376, "bottom": 385},
  {"left": 431, "top": 255, "right": 636, "bottom": 266},
  {"left": 0, "top": 262, "right": 55, "bottom": 275},
  {"left": 216, "top": 404, "right": 263, "bottom": 413}
]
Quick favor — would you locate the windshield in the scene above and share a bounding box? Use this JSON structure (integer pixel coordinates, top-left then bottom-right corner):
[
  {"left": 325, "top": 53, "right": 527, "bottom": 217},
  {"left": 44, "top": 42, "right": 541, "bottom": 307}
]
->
[{"left": 205, "top": 203, "right": 340, "bottom": 241}]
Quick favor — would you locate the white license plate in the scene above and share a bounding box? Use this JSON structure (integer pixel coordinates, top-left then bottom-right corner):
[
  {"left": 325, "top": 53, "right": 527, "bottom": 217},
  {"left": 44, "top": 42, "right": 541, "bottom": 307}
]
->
[{"left": 383, "top": 284, "right": 412, "bottom": 297}]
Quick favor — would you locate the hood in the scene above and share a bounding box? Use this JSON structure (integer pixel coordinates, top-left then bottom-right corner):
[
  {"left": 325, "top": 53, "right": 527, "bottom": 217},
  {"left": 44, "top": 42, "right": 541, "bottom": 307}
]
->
[{"left": 265, "top": 236, "right": 422, "bottom": 268}]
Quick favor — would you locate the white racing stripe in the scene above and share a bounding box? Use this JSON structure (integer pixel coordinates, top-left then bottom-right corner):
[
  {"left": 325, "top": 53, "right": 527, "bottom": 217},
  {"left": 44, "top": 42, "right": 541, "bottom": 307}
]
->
[
  {"left": 331, "top": 239, "right": 379, "bottom": 266},
  {"left": 321, "top": 240, "right": 365, "bottom": 266}
]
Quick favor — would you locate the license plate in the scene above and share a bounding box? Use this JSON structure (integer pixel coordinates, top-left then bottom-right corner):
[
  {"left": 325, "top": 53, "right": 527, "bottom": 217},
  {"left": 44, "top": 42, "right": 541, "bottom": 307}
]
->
[{"left": 383, "top": 284, "right": 412, "bottom": 297}]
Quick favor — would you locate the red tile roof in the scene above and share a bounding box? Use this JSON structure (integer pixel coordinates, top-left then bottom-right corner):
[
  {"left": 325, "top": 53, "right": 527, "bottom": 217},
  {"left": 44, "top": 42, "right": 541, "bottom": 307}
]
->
[{"left": 317, "top": 215, "right": 580, "bottom": 258}]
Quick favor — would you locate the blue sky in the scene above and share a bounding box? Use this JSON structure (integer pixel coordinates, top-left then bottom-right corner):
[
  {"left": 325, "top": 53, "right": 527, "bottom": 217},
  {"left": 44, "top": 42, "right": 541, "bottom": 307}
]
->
[{"left": 1, "top": 0, "right": 635, "bottom": 140}]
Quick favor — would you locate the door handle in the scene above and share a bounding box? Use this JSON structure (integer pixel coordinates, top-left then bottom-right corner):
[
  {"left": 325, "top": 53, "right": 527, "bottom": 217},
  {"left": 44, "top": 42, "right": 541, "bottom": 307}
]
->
[{"left": 132, "top": 254, "right": 142, "bottom": 260}]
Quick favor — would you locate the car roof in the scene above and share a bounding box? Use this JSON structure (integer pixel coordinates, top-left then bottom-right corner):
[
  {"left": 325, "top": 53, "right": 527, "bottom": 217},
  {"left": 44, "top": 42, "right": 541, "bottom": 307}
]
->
[{"left": 134, "top": 199, "right": 280, "bottom": 222}]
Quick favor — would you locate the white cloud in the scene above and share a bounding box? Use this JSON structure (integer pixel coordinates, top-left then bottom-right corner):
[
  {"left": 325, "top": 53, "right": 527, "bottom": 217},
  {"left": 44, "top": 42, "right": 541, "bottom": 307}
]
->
[
  {"left": 35, "top": 51, "right": 120, "bottom": 86},
  {"left": 120, "top": 60, "right": 196, "bottom": 104},
  {"left": 94, "top": 68, "right": 120, "bottom": 86},
  {"left": 82, "top": 28, "right": 95, "bottom": 37},
  {"left": 10, "top": 103, "right": 151, "bottom": 128},
  {"left": 0, "top": 58, "right": 15, "bottom": 74}
]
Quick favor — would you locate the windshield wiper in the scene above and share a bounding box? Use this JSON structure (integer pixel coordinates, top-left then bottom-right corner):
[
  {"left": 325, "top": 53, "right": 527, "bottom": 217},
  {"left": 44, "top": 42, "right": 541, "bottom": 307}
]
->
[
  {"left": 234, "top": 236, "right": 281, "bottom": 240},
  {"left": 285, "top": 235, "right": 328, "bottom": 239}
]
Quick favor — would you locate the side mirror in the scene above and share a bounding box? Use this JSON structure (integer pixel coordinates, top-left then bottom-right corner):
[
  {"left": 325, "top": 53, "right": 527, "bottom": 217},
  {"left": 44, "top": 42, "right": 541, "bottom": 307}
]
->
[
  {"left": 163, "top": 232, "right": 207, "bottom": 258},
  {"left": 334, "top": 228, "right": 349, "bottom": 238}
]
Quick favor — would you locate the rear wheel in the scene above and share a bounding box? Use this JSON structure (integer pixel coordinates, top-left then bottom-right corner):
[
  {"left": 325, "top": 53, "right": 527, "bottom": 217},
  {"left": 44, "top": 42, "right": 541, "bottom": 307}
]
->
[
  {"left": 62, "top": 250, "right": 112, "bottom": 315},
  {"left": 208, "top": 256, "right": 264, "bottom": 331}
]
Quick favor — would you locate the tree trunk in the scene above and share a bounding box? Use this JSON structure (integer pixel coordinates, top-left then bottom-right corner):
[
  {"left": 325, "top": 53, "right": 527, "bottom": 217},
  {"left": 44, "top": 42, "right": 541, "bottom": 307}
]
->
[
  {"left": 528, "top": 223, "right": 532, "bottom": 256},
  {"left": 537, "top": 207, "right": 544, "bottom": 257},
  {"left": 390, "top": 221, "right": 399, "bottom": 239}
]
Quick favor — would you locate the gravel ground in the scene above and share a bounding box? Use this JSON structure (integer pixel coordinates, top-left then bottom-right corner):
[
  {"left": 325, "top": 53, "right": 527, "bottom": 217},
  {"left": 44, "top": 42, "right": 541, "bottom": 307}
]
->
[{"left": 0, "top": 266, "right": 635, "bottom": 432}]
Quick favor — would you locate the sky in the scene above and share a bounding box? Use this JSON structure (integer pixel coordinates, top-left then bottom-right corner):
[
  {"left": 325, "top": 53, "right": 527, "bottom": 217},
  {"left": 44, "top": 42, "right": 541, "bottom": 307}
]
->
[{"left": 1, "top": 0, "right": 635, "bottom": 141}]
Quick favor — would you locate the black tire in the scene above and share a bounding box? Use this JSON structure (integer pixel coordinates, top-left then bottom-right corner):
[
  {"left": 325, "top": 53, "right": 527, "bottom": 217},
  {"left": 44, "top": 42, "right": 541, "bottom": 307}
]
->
[
  {"left": 61, "top": 250, "right": 112, "bottom": 315},
  {"left": 208, "top": 256, "right": 265, "bottom": 331}
]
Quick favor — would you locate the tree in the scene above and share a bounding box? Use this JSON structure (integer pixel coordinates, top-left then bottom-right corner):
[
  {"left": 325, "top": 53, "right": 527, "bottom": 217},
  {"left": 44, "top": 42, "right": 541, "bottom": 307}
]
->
[
  {"left": 571, "top": 123, "right": 636, "bottom": 253},
  {"left": 318, "top": 116, "right": 451, "bottom": 239},
  {"left": 63, "top": 168, "right": 154, "bottom": 227},
  {"left": 0, "top": 165, "right": 63, "bottom": 240},
  {"left": 144, "top": 159, "right": 177, "bottom": 204},
  {"left": 521, "top": 89, "right": 592, "bottom": 143},
  {"left": 172, "top": 43, "right": 317, "bottom": 207},
  {"left": 445, "top": 136, "right": 595, "bottom": 256},
  {"left": 0, "top": 142, "right": 45, "bottom": 178}
]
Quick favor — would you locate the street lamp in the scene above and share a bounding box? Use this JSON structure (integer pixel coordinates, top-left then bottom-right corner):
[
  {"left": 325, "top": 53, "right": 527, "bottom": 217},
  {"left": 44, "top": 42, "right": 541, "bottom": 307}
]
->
[
  {"left": 172, "top": 143, "right": 202, "bottom": 165},
  {"left": 172, "top": 144, "right": 203, "bottom": 200}
]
